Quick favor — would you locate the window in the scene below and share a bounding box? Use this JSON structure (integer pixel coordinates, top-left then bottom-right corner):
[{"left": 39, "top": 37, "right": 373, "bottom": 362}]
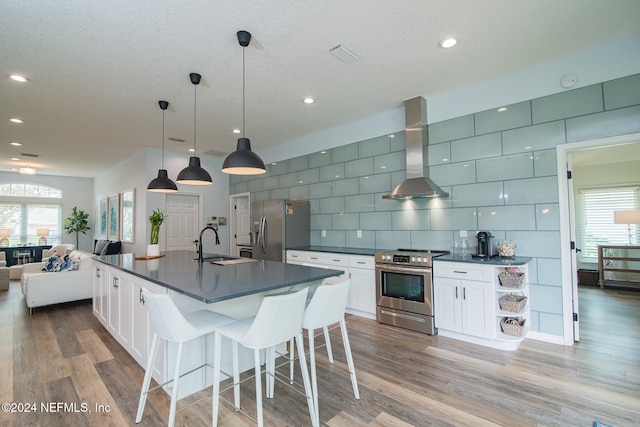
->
[
  {"left": 579, "top": 186, "right": 639, "bottom": 261},
  {"left": 0, "top": 203, "right": 62, "bottom": 246},
  {"left": 0, "top": 183, "right": 62, "bottom": 198},
  {"left": 0, "top": 184, "right": 63, "bottom": 246}
]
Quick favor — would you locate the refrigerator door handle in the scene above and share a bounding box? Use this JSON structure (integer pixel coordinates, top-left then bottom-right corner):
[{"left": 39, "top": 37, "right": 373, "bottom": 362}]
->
[{"left": 261, "top": 216, "right": 267, "bottom": 254}]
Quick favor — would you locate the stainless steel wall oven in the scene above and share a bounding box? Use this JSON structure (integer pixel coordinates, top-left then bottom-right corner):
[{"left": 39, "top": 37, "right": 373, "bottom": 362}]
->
[{"left": 375, "top": 249, "right": 449, "bottom": 335}]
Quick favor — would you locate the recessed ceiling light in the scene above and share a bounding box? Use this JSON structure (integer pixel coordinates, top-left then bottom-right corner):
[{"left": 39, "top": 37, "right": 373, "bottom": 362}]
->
[
  {"left": 303, "top": 97, "right": 314, "bottom": 104},
  {"left": 497, "top": 107, "right": 508, "bottom": 112},
  {"left": 232, "top": 128, "right": 241, "bottom": 134},
  {"left": 524, "top": 146, "right": 533, "bottom": 150},
  {"left": 438, "top": 37, "right": 458, "bottom": 48},
  {"left": 10, "top": 141, "right": 22, "bottom": 146},
  {"left": 389, "top": 134, "right": 394, "bottom": 138},
  {"left": 442, "top": 158, "right": 449, "bottom": 162},
  {"left": 188, "top": 148, "right": 195, "bottom": 152},
  {"left": 10, "top": 74, "right": 29, "bottom": 82},
  {"left": 10, "top": 157, "right": 20, "bottom": 161},
  {"left": 10, "top": 118, "right": 23, "bottom": 124}
]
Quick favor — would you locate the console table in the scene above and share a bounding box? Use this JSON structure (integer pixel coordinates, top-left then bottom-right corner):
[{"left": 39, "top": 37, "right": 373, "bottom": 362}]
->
[
  {"left": 597, "top": 245, "right": 640, "bottom": 288},
  {"left": 0, "top": 245, "right": 51, "bottom": 267}
]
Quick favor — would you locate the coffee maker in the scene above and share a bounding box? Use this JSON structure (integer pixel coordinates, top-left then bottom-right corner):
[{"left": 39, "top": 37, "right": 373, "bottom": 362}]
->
[{"left": 476, "top": 231, "right": 496, "bottom": 257}]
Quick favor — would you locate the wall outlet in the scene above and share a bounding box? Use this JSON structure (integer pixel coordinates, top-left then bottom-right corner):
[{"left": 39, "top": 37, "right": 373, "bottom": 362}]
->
[
  {"left": 459, "top": 230, "right": 467, "bottom": 238},
  {"left": 321, "top": 229, "right": 327, "bottom": 238},
  {"left": 357, "top": 229, "right": 362, "bottom": 238}
]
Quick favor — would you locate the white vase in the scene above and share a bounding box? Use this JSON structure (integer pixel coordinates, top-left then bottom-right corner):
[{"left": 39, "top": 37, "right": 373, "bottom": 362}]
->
[{"left": 146, "top": 244, "right": 160, "bottom": 257}]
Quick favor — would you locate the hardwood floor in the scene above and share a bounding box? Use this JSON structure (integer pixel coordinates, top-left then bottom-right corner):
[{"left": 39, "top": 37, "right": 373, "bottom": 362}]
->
[{"left": 1, "top": 281, "right": 638, "bottom": 426}]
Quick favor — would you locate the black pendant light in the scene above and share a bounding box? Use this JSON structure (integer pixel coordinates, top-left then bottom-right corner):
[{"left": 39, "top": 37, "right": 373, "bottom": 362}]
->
[
  {"left": 221, "top": 30, "right": 266, "bottom": 175},
  {"left": 177, "top": 72, "right": 213, "bottom": 185},
  {"left": 148, "top": 100, "right": 178, "bottom": 193}
]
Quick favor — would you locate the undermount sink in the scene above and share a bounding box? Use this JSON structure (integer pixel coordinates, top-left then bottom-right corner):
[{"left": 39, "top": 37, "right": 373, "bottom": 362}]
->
[{"left": 193, "top": 255, "right": 240, "bottom": 262}]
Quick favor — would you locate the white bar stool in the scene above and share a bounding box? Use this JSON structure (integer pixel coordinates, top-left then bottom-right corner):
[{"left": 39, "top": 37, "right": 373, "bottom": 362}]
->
[
  {"left": 211, "top": 288, "right": 316, "bottom": 427},
  {"left": 288, "top": 278, "right": 360, "bottom": 426},
  {"left": 135, "top": 289, "right": 234, "bottom": 427}
]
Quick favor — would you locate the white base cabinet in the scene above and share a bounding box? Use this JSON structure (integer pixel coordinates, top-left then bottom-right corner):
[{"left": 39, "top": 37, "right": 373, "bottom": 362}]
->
[
  {"left": 286, "top": 250, "right": 376, "bottom": 318},
  {"left": 434, "top": 260, "right": 529, "bottom": 351}
]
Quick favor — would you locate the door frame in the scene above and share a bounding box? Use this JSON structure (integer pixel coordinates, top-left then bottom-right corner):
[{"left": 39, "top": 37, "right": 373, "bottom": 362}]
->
[
  {"left": 229, "top": 192, "right": 251, "bottom": 256},
  {"left": 556, "top": 132, "right": 640, "bottom": 345}
]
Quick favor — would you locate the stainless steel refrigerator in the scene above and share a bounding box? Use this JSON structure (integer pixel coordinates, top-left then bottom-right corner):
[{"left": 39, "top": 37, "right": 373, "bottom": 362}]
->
[{"left": 251, "top": 200, "right": 310, "bottom": 262}]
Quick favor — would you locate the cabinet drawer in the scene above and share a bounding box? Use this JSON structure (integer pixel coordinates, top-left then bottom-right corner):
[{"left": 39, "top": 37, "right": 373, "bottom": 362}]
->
[
  {"left": 349, "top": 255, "right": 374, "bottom": 269},
  {"left": 286, "top": 250, "right": 305, "bottom": 262},
  {"left": 434, "top": 262, "right": 490, "bottom": 282},
  {"left": 305, "top": 252, "right": 348, "bottom": 267}
]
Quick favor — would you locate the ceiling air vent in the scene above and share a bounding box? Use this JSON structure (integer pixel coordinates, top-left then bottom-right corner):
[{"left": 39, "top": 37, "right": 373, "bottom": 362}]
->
[
  {"left": 168, "top": 137, "right": 186, "bottom": 143},
  {"left": 328, "top": 44, "right": 359, "bottom": 63},
  {"left": 21, "top": 153, "right": 39, "bottom": 157}
]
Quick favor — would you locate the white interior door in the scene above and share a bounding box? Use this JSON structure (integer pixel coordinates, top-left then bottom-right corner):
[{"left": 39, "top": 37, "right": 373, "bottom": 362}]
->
[
  {"left": 566, "top": 154, "right": 580, "bottom": 341},
  {"left": 229, "top": 193, "right": 251, "bottom": 256},
  {"left": 165, "top": 194, "right": 200, "bottom": 251}
]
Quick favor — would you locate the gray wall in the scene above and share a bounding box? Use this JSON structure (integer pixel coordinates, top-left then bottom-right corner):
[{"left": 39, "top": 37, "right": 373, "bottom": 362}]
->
[{"left": 230, "top": 73, "right": 640, "bottom": 337}]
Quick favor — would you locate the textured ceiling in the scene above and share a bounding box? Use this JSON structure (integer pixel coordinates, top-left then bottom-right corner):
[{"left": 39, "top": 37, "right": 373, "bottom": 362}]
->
[{"left": 2, "top": 0, "right": 640, "bottom": 177}]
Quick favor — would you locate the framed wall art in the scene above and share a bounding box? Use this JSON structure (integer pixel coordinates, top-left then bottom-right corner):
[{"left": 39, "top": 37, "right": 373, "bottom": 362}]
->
[
  {"left": 107, "top": 193, "right": 120, "bottom": 241},
  {"left": 121, "top": 189, "right": 135, "bottom": 243},
  {"left": 99, "top": 198, "right": 108, "bottom": 239}
]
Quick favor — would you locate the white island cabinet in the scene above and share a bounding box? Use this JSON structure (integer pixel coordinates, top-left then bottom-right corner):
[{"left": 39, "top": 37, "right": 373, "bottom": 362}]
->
[
  {"left": 434, "top": 258, "right": 530, "bottom": 351},
  {"left": 287, "top": 250, "right": 376, "bottom": 318}
]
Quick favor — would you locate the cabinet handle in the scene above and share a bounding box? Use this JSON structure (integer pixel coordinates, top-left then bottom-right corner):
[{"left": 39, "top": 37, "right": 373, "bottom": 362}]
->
[
  {"left": 453, "top": 270, "right": 467, "bottom": 274},
  {"left": 455, "top": 287, "right": 458, "bottom": 299},
  {"left": 332, "top": 259, "right": 341, "bottom": 262},
  {"left": 310, "top": 257, "right": 318, "bottom": 260},
  {"left": 140, "top": 288, "right": 145, "bottom": 305},
  {"left": 463, "top": 287, "right": 467, "bottom": 300},
  {"left": 357, "top": 261, "right": 366, "bottom": 264},
  {"left": 96, "top": 268, "right": 101, "bottom": 278},
  {"left": 113, "top": 277, "right": 119, "bottom": 288}
]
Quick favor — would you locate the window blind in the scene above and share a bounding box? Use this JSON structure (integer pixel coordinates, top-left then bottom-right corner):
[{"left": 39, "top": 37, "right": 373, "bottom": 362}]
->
[{"left": 580, "top": 187, "right": 639, "bottom": 260}]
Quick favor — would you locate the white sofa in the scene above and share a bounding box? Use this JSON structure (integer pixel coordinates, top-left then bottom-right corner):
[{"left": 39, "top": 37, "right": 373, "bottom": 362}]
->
[
  {"left": 42, "top": 244, "right": 75, "bottom": 258},
  {"left": 21, "top": 250, "right": 95, "bottom": 315}
]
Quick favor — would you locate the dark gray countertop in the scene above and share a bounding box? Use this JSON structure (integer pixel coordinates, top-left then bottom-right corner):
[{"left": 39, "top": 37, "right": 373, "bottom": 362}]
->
[
  {"left": 94, "top": 250, "right": 343, "bottom": 303},
  {"left": 435, "top": 253, "right": 531, "bottom": 266},
  {"left": 288, "top": 246, "right": 382, "bottom": 256}
]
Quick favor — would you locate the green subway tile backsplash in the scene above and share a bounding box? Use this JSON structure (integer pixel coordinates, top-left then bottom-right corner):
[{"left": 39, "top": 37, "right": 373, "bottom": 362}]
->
[
  {"left": 231, "top": 73, "right": 640, "bottom": 339},
  {"left": 532, "top": 84, "right": 603, "bottom": 124},
  {"left": 475, "top": 101, "right": 531, "bottom": 135},
  {"left": 603, "top": 73, "right": 640, "bottom": 110}
]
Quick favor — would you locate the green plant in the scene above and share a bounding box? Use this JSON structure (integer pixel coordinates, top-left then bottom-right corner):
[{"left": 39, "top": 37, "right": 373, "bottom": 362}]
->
[
  {"left": 64, "top": 207, "right": 91, "bottom": 249},
  {"left": 148, "top": 208, "right": 166, "bottom": 245}
]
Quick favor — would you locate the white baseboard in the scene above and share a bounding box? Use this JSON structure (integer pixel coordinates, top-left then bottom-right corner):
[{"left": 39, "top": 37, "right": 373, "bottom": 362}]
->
[{"left": 526, "top": 330, "right": 567, "bottom": 345}]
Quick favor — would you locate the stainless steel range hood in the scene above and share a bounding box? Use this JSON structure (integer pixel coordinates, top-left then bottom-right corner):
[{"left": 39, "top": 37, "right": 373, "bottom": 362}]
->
[{"left": 382, "top": 96, "right": 448, "bottom": 199}]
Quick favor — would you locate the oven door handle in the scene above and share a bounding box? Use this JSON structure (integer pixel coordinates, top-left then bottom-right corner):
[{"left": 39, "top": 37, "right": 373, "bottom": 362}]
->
[{"left": 376, "top": 264, "right": 432, "bottom": 275}]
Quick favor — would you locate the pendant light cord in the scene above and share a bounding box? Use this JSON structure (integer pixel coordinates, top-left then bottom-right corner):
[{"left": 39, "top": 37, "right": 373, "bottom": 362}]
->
[
  {"left": 161, "top": 108, "right": 165, "bottom": 169},
  {"left": 193, "top": 82, "right": 197, "bottom": 155},
  {"left": 242, "top": 45, "right": 246, "bottom": 137}
]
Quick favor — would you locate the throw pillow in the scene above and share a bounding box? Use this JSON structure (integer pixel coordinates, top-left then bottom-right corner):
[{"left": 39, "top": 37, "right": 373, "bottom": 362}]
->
[
  {"left": 94, "top": 239, "right": 109, "bottom": 255},
  {"left": 42, "top": 255, "right": 61, "bottom": 272},
  {"left": 100, "top": 242, "right": 111, "bottom": 256}
]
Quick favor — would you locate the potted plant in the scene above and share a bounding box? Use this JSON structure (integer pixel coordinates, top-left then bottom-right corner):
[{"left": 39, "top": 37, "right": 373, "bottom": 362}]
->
[
  {"left": 147, "top": 208, "right": 166, "bottom": 256},
  {"left": 64, "top": 207, "right": 90, "bottom": 250}
]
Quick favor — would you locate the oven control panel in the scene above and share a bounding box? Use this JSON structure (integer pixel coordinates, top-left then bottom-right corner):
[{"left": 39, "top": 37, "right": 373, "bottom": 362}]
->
[
  {"left": 375, "top": 250, "right": 450, "bottom": 268},
  {"left": 375, "top": 252, "right": 432, "bottom": 267}
]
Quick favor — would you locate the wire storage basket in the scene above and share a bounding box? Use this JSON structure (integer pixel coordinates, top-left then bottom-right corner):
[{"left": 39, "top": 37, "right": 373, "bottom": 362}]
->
[
  {"left": 498, "top": 293, "right": 527, "bottom": 313},
  {"left": 500, "top": 317, "right": 525, "bottom": 336},
  {"left": 498, "top": 270, "right": 524, "bottom": 288}
]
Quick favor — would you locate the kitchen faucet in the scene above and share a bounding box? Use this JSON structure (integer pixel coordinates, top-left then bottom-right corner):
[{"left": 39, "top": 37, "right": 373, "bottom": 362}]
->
[{"left": 198, "top": 226, "right": 220, "bottom": 262}]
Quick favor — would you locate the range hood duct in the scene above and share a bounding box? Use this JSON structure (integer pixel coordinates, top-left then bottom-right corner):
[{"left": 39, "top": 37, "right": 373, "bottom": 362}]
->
[{"left": 382, "top": 96, "right": 448, "bottom": 199}]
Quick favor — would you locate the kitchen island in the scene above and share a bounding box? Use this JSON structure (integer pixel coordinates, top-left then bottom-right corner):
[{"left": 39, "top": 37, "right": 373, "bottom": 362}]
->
[{"left": 92, "top": 250, "right": 342, "bottom": 399}]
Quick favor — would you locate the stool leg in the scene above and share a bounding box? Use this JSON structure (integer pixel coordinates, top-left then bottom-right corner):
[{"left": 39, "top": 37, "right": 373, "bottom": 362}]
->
[
  {"left": 135, "top": 333, "right": 159, "bottom": 423},
  {"left": 232, "top": 340, "right": 240, "bottom": 410},
  {"left": 168, "top": 341, "right": 184, "bottom": 427},
  {"left": 253, "top": 349, "right": 264, "bottom": 427},
  {"left": 308, "top": 329, "right": 320, "bottom": 426},
  {"left": 289, "top": 338, "right": 295, "bottom": 384},
  {"left": 212, "top": 332, "right": 221, "bottom": 427},
  {"left": 296, "top": 332, "right": 317, "bottom": 427},
  {"left": 267, "top": 346, "right": 276, "bottom": 398},
  {"left": 323, "top": 326, "right": 333, "bottom": 363},
  {"left": 340, "top": 318, "right": 359, "bottom": 400}
]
